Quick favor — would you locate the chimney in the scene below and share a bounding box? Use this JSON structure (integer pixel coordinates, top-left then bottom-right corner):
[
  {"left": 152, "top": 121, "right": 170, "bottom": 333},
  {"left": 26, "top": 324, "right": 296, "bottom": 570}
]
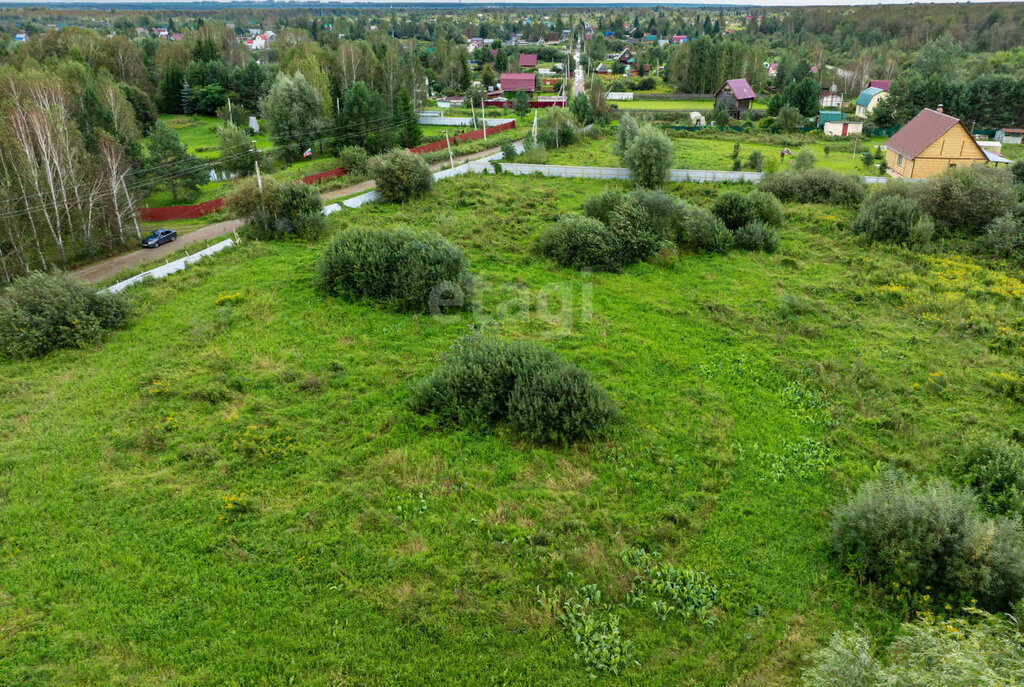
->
[{"left": 936, "top": 104, "right": 944, "bottom": 114}]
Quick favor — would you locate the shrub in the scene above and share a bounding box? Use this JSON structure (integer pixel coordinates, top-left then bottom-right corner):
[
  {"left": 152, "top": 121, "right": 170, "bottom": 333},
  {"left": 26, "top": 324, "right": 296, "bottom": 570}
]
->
[
  {"left": 615, "top": 113, "right": 639, "bottom": 153},
  {"left": 0, "top": 273, "right": 131, "bottom": 358},
  {"left": 851, "top": 194, "right": 923, "bottom": 244},
  {"left": 679, "top": 206, "right": 732, "bottom": 254},
  {"left": 831, "top": 471, "right": 1024, "bottom": 611},
  {"left": 793, "top": 149, "right": 816, "bottom": 171},
  {"left": 316, "top": 227, "right": 472, "bottom": 313},
  {"left": 582, "top": 190, "right": 626, "bottom": 225},
  {"left": 371, "top": 148, "right": 433, "bottom": 203},
  {"left": 226, "top": 177, "right": 326, "bottom": 241},
  {"left": 980, "top": 213, "right": 1024, "bottom": 257},
  {"left": 712, "top": 190, "right": 784, "bottom": 231},
  {"left": 734, "top": 221, "right": 779, "bottom": 253},
  {"left": 607, "top": 190, "right": 678, "bottom": 262},
  {"left": 538, "top": 214, "right": 626, "bottom": 271},
  {"left": 917, "top": 165, "right": 1016, "bottom": 236},
  {"left": 760, "top": 168, "right": 865, "bottom": 206},
  {"left": 803, "top": 609, "right": 1024, "bottom": 687},
  {"left": 953, "top": 434, "right": 1024, "bottom": 517},
  {"left": 747, "top": 190, "right": 785, "bottom": 227},
  {"left": 622, "top": 124, "right": 672, "bottom": 189},
  {"left": 336, "top": 145, "right": 369, "bottom": 173},
  {"left": 499, "top": 141, "right": 518, "bottom": 162},
  {"left": 745, "top": 149, "right": 764, "bottom": 172},
  {"left": 411, "top": 337, "right": 617, "bottom": 443}
]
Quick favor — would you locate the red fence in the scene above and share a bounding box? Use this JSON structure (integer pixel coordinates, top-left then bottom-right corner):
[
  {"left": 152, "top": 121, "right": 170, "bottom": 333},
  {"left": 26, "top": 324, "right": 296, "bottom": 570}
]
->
[{"left": 139, "top": 121, "right": 515, "bottom": 221}]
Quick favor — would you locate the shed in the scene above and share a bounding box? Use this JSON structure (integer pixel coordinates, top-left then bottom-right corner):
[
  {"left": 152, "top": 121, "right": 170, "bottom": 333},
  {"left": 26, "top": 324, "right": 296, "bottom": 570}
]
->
[
  {"left": 884, "top": 108, "right": 988, "bottom": 179},
  {"left": 855, "top": 87, "right": 888, "bottom": 118},
  {"left": 714, "top": 78, "right": 756, "bottom": 119},
  {"left": 817, "top": 111, "right": 843, "bottom": 127},
  {"left": 519, "top": 53, "right": 538, "bottom": 69},
  {"left": 994, "top": 128, "right": 1024, "bottom": 145},
  {"left": 820, "top": 89, "right": 842, "bottom": 109},
  {"left": 823, "top": 120, "right": 863, "bottom": 137},
  {"left": 500, "top": 73, "right": 536, "bottom": 93}
]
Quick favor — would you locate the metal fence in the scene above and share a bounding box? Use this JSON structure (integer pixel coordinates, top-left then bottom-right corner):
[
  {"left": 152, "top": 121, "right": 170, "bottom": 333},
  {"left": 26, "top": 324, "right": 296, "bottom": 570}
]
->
[
  {"left": 103, "top": 239, "right": 236, "bottom": 294},
  {"left": 417, "top": 115, "right": 515, "bottom": 127}
]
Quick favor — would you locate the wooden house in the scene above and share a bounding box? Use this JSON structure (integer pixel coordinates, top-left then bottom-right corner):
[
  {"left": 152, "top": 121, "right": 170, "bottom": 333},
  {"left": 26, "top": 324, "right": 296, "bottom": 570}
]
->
[
  {"left": 884, "top": 108, "right": 987, "bottom": 179},
  {"left": 713, "top": 79, "right": 756, "bottom": 119}
]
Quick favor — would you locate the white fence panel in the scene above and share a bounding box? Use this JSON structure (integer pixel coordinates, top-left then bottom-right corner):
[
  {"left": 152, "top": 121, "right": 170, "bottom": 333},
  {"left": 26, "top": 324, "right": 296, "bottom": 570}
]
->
[
  {"left": 606, "top": 92, "right": 634, "bottom": 101},
  {"left": 102, "top": 238, "right": 236, "bottom": 294},
  {"left": 416, "top": 116, "right": 515, "bottom": 127}
]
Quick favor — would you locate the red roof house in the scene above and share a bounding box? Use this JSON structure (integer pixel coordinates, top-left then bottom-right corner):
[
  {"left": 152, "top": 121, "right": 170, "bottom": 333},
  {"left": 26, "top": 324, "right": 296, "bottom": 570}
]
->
[
  {"left": 868, "top": 80, "right": 892, "bottom": 91},
  {"left": 519, "top": 53, "right": 538, "bottom": 68},
  {"left": 714, "top": 78, "right": 756, "bottom": 117},
  {"left": 500, "top": 73, "right": 536, "bottom": 93}
]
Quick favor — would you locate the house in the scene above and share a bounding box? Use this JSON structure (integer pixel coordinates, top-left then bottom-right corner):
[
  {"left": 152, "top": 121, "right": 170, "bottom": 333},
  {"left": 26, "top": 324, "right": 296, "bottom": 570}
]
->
[
  {"left": 714, "top": 78, "right": 756, "bottom": 119},
  {"left": 14, "top": 32, "right": 27, "bottom": 41},
  {"left": 500, "top": 73, "right": 536, "bottom": 93},
  {"left": 820, "top": 88, "right": 842, "bottom": 108},
  {"left": 263, "top": 30, "right": 276, "bottom": 42},
  {"left": 671, "top": 35, "right": 688, "bottom": 44},
  {"left": 617, "top": 47, "right": 634, "bottom": 64},
  {"left": 519, "top": 53, "right": 537, "bottom": 69},
  {"left": 595, "top": 63, "right": 610, "bottom": 74},
  {"left": 855, "top": 87, "right": 888, "bottom": 118},
  {"left": 823, "top": 120, "right": 863, "bottom": 137},
  {"left": 884, "top": 107, "right": 988, "bottom": 179},
  {"left": 248, "top": 34, "right": 267, "bottom": 50},
  {"left": 868, "top": 79, "right": 891, "bottom": 91},
  {"left": 995, "top": 128, "right": 1024, "bottom": 145}
]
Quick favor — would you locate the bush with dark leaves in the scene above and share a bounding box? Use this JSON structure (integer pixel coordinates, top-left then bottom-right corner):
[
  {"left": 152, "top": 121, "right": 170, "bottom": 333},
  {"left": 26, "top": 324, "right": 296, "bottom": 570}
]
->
[
  {"left": 760, "top": 168, "right": 865, "bottom": 206},
  {"left": 538, "top": 214, "right": 626, "bottom": 271}
]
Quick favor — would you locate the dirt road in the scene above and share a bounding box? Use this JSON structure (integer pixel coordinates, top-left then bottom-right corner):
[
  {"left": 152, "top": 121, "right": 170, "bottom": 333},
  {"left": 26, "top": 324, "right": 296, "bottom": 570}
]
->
[{"left": 72, "top": 146, "right": 503, "bottom": 284}]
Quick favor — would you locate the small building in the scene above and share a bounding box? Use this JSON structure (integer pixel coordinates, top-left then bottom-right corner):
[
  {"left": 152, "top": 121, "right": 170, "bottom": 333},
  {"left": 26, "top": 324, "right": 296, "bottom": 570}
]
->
[
  {"left": 671, "top": 35, "right": 688, "bottom": 44},
  {"left": 855, "top": 87, "right": 888, "bottom": 118},
  {"left": 817, "top": 111, "right": 843, "bottom": 127},
  {"left": 885, "top": 107, "right": 988, "bottom": 179},
  {"left": 500, "top": 73, "right": 536, "bottom": 93},
  {"left": 617, "top": 48, "right": 634, "bottom": 65},
  {"left": 519, "top": 53, "right": 538, "bottom": 69},
  {"left": 820, "top": 88, "right": 842, "bottom": 109},
  {"left": 823, "top": 120, "right": 863, "bottom": 137},
  {"left": 714, "top": 78, "right": 756, "bottom": 119},
  {"left": 868, "top": 79, "right": 891, "bottom": 91},
  {"left": 994, "top": 128, "right": 1024, "bottom": 145},
  {"left": 14, "top": 32, "right": 27, "bottom": 41}
]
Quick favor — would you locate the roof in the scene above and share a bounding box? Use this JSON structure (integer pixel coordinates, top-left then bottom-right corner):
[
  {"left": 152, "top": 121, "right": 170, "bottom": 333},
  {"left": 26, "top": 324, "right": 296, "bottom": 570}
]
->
[
  {"left": 818, "top": 111, "right": 843, "bottom": 125},
  {"left": 717, "top": 78, "right": 756, "bottom": 101},
  {"left": 518, "top": 53, "right": 537, "bottom": 68},
  {"left": 855, "top": 87, "right": 885, "bottom": 107},
  {"left": 983, "top": 149, "right": 1013, "bottom": 164},
  {"left": 500, "top": 73, "right": 536, "bottom": 92},
  {"left": 868, "top": 80, "right": 891, "bottom": 91},
  {"left": 1000, "top": 128, "right": 1024, "bottom": 134},
  {"left": 886, "top": 108, "right": 971, "bottom": 159}
]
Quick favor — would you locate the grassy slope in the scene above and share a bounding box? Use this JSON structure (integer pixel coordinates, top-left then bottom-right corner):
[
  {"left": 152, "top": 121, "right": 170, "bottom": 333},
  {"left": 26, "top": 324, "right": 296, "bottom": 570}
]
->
[
  {"left": 547, "top": 134, "right": 887, "bottom": 175},
  {"left": 3, "top": 175, "right": 1023, "bottom": 685}
]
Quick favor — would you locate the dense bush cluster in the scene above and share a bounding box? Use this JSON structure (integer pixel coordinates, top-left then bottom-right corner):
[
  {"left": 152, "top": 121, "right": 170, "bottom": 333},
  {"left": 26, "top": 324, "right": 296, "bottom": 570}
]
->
[
  {"left": 852, "top": 194, "right": 925, "bottom": 244},
  {"left": 621, "top": 124, "right": 673, "bottom": 188},
  {"left": 226, "top": 177, "right": 326, "bottom": 241},
  {"left": 371, "top": 148, "right": 434, "bottom": 203},
  {"left": 537, "top": 215, "right": 626, "bottom": 271},
  {"left": 953, "top": 434, "right": 1024, "bottom": 517},
  {"left": 0, "top": 273, "right": 131, "bottom": 358},
  {"left": 316, "top": 227, "right": 473, "bottom": 313},
  {"left": 831, "top": 471, "right": 1024, "bottom": 611},
  {"left": 760, "top": 168, "right": 865, "bottom": 206},
  {"left": 916, "top": 165, "right": 1016, "bottom": 236},
  {"left": 411, "top": 337, "right": 617, "bottom": 443},
  {"left": 711, "top": 190, "right": 784, "bottom": 230}
]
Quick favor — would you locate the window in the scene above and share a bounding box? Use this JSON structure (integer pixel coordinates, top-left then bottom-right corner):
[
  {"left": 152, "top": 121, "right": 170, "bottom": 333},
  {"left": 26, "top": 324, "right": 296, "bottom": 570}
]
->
[{"left": 897, "top": 154, "right": 904, "bottom": 166}]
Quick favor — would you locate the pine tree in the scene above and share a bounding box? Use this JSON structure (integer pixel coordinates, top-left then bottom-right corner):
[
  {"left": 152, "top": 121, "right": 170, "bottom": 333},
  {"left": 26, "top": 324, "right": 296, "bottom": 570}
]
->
[{"left": 396, "top": 88, "right": 421, "bottom": 148}]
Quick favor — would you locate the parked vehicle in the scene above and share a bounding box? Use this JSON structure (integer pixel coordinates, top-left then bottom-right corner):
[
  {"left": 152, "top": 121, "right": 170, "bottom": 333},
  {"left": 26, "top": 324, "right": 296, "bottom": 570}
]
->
[{"left": 141, "top": 229, "right": 177, "bottom": 248}]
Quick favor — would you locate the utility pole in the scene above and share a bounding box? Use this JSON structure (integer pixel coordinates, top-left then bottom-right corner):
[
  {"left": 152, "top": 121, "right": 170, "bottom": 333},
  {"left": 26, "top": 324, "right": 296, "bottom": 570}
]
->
[
  {"left": 481, "top": 96, "right": 487, "bottom": 142},
  {"left": 443, "top": 130, "right": 454, "bottom": 169},
  {"left": 532, "top": 110, "right": 538, "bottom": 144},
  {"left": 253, "top": 142, "right": 263, "bottom": 193},
  {"left": 470, "top": 96, "right": 477, "bottom": 129},
  {"left": 227, "top": 97, "right": 233, "bottom": 123}
]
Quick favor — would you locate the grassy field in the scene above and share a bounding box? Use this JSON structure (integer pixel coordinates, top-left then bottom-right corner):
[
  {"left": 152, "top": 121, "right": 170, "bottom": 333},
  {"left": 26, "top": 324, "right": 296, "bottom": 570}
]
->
[
  {"left": 546, "top": 133, "right": 888, "bottom": 175},
  {"left": 4, "top": 173, "right": 1024, "bottom": 683},
  {"left": 157, "top": 114, "right": 272, "bottom": 159},
  {"left": 612, "top": 99, "right": 768, "bottom": 111}
]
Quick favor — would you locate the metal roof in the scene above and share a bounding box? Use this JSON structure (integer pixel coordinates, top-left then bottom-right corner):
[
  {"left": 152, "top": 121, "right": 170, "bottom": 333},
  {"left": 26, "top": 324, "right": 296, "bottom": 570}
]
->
[
  {"left": 855, "top": 87, "right": 885, "bottom": 107},
  {"left": 500, "top": 73, "right": 536, "bottom": 92},
  {"left": 885, "top": 108, "right": 965, "bottom": 159},
  {"left": 717, "top": 78, "right": 756, "bottom": 101}
]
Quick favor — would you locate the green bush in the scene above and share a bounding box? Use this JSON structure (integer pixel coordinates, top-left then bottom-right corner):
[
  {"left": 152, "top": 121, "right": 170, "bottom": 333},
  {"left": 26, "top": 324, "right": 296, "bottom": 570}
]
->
[
  {"left": 622, "top": 124, "right": 672, "bottom": 189},
  {"left": 831, "top": 471, "right": 1024, "bottom": 611},
  {"left": 803, "top": 609, "right": 1024, "bottom": 687},
  {"left": 336, "top": 145, "right": 369, "bottom": 173},
  {"left": 747, "top": 190, "right": 785, "bottom": 227},
  {"left": 679, "top": 206, "right": 733, "bottom": 254},
  {"left": 371, "top": 148, "right": 433, "bottom": 203},
  {"left": 538, "top": 214, "right": 625, "bottom": 272},
  {"left": 734, "top": 221, "right": 780, "bottom": 253},
  {"left": 851, "top": 194, "right": 923, "bottom": 244},
  {"left": 917, "top": 165, "right": 1016, "bottom": 236},
  {"left": 607, "top": 190, "right": 679, "bottom": 263},
  {"left": 582, "top": 190, "right": 626, "bottom": 226},
  {"left": 411, "top": 337, "right": 617, "bottom": 443},
  {"left": 745, "top": 149, "right": 764, "bottom": 171},
  {"left": 793, "top": 149, "right": 816, "bottom": 171},
  {"left": 615, "top": 113, "right": 639, "bottom": 154},
  {"left": 711, "top": 192, "right": 757, "bottom": 231},
  {"left": 953, "top": 434, "right": 1024, "bottom": 517},
  {"left": 499, "top": 141, "right": 518, "bottom": 162},
  {"left": 760, "top": 168, "right": 865, "bottom": 206},
  {"left": 226, "top": 177, "right": 326, "bottom": 241},
  {"left": 316, "top": 227, "right": 473, "bottom": 313},
  {"left": 980, "top": 213, "right": 1024, "bottom": 257},
  {"left": 0, "top": 273, "right": 131, "bottom": 358}
]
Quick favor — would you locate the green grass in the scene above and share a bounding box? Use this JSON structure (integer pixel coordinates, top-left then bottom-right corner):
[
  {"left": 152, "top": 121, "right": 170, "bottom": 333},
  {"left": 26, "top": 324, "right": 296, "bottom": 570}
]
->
[
  {"left": 613, "top": 99, "right": 768, "bottom": 111},
  {"left": 3, "top": 174, "right": 1024, "bottom": 684},
  {"left": 156, "top": 114, "right": 272, "bottom": 159},
  {"left": 546, "top": 133, "right": 888, "bottom": 175}
]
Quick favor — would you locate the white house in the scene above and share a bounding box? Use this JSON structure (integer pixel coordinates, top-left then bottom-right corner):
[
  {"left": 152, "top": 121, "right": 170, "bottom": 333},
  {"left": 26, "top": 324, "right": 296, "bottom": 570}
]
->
[
  {"left": 823, "top": 120, "right": 863, "bottom": 137},
  {"left": 855, "top": 87, "right": 888, "bottom": 118}
]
